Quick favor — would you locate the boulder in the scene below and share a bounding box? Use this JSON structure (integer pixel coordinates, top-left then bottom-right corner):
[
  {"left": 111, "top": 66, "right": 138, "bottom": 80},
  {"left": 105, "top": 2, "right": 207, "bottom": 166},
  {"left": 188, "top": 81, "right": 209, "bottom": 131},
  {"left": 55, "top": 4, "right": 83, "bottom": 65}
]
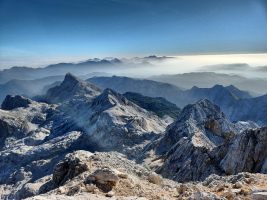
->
[
  {"left": 147, "top": 172, "right": 162, "bottom": 185},
  {"left": 252, "top": 192, "right": 267, "bottom": 200},
  {"left": 53, "top": 151, "right": 92, "bottom": 186},
  {"left": 86, "top": 167, "right": 119, "bottom": 192}
]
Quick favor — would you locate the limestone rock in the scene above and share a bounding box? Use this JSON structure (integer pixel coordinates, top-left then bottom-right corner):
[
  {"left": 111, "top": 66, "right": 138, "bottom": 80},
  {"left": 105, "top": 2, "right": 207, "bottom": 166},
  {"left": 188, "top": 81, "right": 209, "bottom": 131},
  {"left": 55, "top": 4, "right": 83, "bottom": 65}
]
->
[
  {"left": 1, "top": 95, "right": 32, "bottom": 110},
  {"left": 252, "top": 192, "right": 267, "bottom": 200},
  {"left": 154, "top": 99, "right": 262, "bottom": 182},
  {"left": 147, "top": 172, "right": 162, "bottom": 185},
  {"left": 53, "top": 150, "right": 93, "bottom": 185},
  {"left": 220, "top": 126, "right": 267, "bottom": 174},
  {"left": 86, "top": 167, "right": 119, "bottom": 192}
]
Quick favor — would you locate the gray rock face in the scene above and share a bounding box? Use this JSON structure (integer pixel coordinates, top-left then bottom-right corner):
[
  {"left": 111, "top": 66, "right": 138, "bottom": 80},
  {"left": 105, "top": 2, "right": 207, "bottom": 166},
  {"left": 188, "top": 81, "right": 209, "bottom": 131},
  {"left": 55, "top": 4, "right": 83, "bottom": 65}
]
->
[
  {"left": 252, "top": 192, "right": 267, "bottom": 200},
  {"left": 0, "top": 99, "right": 52, "bottom": 146},
  {"left": 1, "top": 95, "right": 32, "bottom": 110},
  {"left": 154, "top": 99, "right": 263, "bottom": 182},
  {"left": 86, "top": 167, "right": 119, "bottom": 192},
  {"left": 157, "top": 137, "right": 224, "bottom": 182},
  {"left": 157, "top": 99, "right": 237, "bottom": 154},
  {"left": 53, "top": 151, "right": 93, "bottom": 186},
  {"left": 220, "top": 126, "right": 267, "bottom": 174}
]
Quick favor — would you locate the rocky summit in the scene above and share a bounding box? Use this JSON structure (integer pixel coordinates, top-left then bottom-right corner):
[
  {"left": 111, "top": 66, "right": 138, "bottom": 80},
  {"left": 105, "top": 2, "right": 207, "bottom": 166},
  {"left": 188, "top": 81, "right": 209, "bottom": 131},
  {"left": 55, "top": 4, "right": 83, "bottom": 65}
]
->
[
  {"left": 0, "top": 73, "right": 266, "bottom": 200},
  {"left": 45, "top": 73, "right": 102, "bottom": 103}
]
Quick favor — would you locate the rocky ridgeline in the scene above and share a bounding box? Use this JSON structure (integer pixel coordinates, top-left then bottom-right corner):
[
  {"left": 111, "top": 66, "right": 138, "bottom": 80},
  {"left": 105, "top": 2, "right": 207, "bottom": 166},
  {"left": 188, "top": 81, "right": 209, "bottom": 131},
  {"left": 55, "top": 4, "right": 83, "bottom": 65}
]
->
[
  {"left": 45, "top": 72, "right": 102, "bottom": 103},
  {"left": 0, "top": 73, "right": 266, "bottom": 199},
  {"left": 150, "top": 99, "right": 265, "bottom": 182}
]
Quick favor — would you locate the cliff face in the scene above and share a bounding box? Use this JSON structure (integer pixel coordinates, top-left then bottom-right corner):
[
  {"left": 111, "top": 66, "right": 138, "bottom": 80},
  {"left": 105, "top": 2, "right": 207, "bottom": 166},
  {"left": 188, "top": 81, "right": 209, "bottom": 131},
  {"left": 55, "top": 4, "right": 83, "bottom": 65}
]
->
[
  {"left": 153, "top": 99, "right": 262, "bottom": 182},
  {"left": 221, "top": 126, "right": 267, "bottom": 174}
]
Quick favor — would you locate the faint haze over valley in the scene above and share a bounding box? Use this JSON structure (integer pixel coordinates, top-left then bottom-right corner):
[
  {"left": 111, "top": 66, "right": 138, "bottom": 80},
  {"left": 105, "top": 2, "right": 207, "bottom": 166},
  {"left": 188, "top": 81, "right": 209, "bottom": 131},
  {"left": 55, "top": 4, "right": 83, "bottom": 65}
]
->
[{"left": 1, "top": 54, "right": 267, "bottom": 78}]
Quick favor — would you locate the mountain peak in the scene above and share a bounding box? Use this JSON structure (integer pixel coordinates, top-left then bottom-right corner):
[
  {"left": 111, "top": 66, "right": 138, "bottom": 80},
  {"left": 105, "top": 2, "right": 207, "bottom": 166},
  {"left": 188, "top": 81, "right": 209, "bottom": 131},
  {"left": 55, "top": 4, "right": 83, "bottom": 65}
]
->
[
  {"left": 180, "top": 98, "right": 224, "bottom": 122},
  {"left": 64, "top": 72, "right": 80, "bottom": 84},
  {"left": 46, "top": 73, "right": 101, "bottom": 103},
  {"left": 158, "top": 99, "right": 233, "bottom": 151},
  {"left": 212, "top": 84, "right": 224, "bottom": 89},
  {"left": 91, "top": 88, "right": 129, "bottom": 111}
]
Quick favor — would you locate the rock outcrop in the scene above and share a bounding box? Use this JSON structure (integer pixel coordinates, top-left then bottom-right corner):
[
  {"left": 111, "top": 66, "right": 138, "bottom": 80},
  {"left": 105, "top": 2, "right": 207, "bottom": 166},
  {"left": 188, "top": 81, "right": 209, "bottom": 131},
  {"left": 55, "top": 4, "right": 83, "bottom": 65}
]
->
[
  {"left": 221, "top": 126, "right": 267, "bottom": 174},
  {"left": 0, "top": 97, "right": 54, "bottom": 147},
  {"left": 152, "top": 99, "right": 263, "bottom": 182},
  {"left": 86, "top": 167, "right": 119, "bottom": 192},
  {"left": 157, "top": 99, "right": 238, "bottom": 154},
  {"left": 53, "top": 151, "right": 93, "bottom": 186},
  {"left": 1, "top": 95, "right": 32, "bottom": 110}
]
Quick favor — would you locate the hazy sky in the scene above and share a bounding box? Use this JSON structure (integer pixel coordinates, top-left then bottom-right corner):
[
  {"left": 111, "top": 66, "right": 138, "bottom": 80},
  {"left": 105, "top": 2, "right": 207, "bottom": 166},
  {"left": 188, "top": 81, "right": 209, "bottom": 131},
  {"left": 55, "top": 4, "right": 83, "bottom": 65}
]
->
[{"left": 0, "top": 0, "right": 267, "bottom": 68}]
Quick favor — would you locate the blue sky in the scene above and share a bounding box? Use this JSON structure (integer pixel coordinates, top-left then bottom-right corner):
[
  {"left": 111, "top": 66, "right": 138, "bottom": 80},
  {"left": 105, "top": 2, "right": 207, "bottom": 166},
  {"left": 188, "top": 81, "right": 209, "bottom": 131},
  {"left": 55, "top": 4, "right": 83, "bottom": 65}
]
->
[{"left": 0, "top": 0, "right": 267, "bottom": 68}]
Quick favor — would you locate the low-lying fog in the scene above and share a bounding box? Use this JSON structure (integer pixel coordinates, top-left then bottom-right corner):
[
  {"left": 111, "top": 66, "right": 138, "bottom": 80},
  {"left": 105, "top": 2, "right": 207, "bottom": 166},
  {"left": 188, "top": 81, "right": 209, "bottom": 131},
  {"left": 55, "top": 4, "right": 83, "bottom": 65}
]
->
[{"left": 118, "top": 54, "right": 267, "bottom": 78}]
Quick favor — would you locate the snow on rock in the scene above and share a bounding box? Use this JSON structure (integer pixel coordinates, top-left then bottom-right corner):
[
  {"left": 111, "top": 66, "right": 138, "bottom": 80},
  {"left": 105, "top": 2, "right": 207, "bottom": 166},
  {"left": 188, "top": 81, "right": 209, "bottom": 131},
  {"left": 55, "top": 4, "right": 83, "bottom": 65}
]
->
[
  {"left": 150, "top": 99, "right": 265, "bottom": 182},
  {"left": 45, "top": 73, "right": 102, "bottom": 103}
]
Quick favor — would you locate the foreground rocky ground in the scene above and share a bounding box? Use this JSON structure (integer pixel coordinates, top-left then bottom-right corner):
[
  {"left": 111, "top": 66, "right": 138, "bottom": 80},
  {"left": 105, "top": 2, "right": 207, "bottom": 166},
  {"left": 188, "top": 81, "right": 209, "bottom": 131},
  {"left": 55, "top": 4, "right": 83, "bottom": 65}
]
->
[
  {"left": 0, "top": 73, "right": 266, "bottom": 199},
  {"left": 26, "top": 152, "right": 267, "bottom": 200},
  {"left": 3, "top": 150, "right": 264, "bottom": 200}
]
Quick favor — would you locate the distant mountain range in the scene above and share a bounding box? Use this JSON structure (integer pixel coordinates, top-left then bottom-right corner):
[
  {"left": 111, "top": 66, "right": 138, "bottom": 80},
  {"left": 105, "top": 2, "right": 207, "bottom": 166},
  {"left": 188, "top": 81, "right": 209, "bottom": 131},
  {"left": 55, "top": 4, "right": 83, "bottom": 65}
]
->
[
  {"left": 0, "top": 59, "right": 118, "bottom": 84},
  {"left": 0, "top": 64, "right": 266, "bottom": 125},
  {"left": 89, "top": 76, "right": 184, "bottom": 105},
  {"left": 0, "top": 76, "right": 64, "bottom": 102},
  {"left": 0, "top": 70, "right": 267, "bottom": 124},
  {"left": 89, "top": 76, "right": 267, "bottom": 125},
  {"left": 199, "top": 63, "right": 267, "bottom": 78},
  {"left": 0, "top": 56, "right": 170, "bottom": 84},
  {"left": 89, "top": 76, "right": 251, "bottom": 106},
  {"left": 149, "top": 72, "right": 267, "bottom": 95}
]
